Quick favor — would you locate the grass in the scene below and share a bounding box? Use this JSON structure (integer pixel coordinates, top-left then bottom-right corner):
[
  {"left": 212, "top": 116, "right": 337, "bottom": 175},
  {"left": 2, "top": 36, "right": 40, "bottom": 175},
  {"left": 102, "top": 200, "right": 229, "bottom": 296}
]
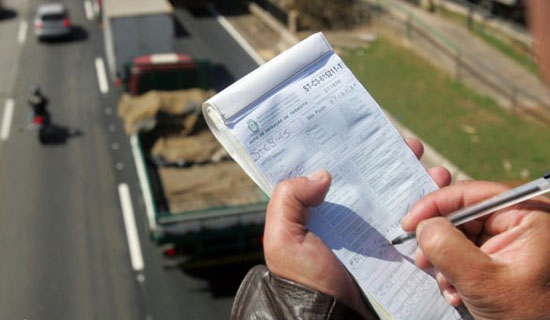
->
[
  {"left": 342, "top": 38, "right": 550, "bottom": 182},
  {"left": 437, "top": 6, "right": 538, "bottom": 75}
]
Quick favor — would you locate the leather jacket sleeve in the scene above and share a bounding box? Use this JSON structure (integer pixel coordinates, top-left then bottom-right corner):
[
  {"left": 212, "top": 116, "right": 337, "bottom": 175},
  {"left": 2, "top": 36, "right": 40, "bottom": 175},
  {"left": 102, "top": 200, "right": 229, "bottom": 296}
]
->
[{"left": 231, "top": 265, "right": 379, "bottom": 320}]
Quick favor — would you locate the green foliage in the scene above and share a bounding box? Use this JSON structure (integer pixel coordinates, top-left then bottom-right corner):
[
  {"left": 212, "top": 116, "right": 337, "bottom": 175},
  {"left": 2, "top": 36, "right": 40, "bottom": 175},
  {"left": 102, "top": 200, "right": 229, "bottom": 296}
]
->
[{"left": 343, "top": 39, "right": 550, "bottom": 181}]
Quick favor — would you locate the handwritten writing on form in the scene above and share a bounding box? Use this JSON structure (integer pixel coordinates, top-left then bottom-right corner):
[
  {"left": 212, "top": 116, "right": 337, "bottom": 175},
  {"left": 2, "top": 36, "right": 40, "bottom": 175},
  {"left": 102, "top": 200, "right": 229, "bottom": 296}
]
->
[{"left": 229, "top": 53, "right": 471, "bottom": 319}]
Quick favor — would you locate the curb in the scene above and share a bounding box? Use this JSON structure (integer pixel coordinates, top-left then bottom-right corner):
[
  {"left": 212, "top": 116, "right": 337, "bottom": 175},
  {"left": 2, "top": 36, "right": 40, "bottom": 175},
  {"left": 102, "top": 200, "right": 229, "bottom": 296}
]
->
[{"left": 248, "top": 3, "right": 299, "bottom": 46}]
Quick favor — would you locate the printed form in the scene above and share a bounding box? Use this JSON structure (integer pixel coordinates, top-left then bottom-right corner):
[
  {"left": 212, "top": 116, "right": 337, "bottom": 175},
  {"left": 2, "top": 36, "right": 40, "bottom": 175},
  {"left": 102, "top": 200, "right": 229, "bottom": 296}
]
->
[{"left": 229, "top": 52, "right": 470, "bottom": 319}]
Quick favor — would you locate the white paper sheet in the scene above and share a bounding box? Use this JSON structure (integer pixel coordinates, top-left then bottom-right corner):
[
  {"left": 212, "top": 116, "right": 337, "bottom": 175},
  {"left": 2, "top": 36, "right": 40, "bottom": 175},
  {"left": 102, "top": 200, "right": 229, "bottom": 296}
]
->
[{"left": 205, "top": 33, "right": 472, "bottom": 320}]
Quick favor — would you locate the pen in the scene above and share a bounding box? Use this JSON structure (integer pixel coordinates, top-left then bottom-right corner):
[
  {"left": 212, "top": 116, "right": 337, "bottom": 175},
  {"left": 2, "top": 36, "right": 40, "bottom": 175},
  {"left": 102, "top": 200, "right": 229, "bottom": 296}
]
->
[{"left": 391, "top": 172, "right": 550, "bottom": 245}]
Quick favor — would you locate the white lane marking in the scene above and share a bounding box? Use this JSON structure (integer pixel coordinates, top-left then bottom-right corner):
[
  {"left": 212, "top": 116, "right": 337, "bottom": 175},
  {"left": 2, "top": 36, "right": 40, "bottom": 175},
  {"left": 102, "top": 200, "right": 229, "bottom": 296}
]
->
[
  {"left": 1, "top": 99, "right": 15, "bottom": 141},
  {"left": 94, "top": 57, "right": 109, "bottom": 94},
  {"left": 84, "top": 0, "right": 94, "bottom": 20},
  {"left": 209, "top": 7, "right": 265, "bottom": 66},
  {"left": 130, "top": 134, "right": 158, "bottom": 233},
  {"left": 17, "top": 21, "right": 28, "bottom": 45},
  {"left": 118, "top": 183, "right": 145, "bottom": 272}
]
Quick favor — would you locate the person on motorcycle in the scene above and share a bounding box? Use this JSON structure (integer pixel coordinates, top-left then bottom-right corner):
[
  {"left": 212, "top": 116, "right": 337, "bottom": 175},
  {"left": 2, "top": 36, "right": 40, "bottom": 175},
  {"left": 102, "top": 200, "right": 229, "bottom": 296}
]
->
[{"left": 28, "top": 84, "right": 50, "bottom": 126}]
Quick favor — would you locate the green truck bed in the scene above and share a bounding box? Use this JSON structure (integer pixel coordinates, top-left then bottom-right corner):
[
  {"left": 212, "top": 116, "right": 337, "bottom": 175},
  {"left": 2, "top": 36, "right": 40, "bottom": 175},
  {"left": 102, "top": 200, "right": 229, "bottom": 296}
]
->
[{"left": 130, "top": 130, "right": 267, "bottom": 260}]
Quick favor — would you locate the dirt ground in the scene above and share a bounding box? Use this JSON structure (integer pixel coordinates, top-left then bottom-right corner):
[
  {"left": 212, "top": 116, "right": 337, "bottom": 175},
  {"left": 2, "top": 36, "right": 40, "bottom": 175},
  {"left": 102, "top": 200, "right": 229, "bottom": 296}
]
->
[{"left": 226, "top": 11, "right": 285, "bottom": 61}]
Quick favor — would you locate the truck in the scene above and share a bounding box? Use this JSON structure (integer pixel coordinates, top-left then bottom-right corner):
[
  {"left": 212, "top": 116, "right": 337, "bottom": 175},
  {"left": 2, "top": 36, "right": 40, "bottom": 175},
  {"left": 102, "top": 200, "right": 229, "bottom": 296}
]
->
[
  {"left": 118, "top": 53, "right": 268, "bottom": 266},
  {"left": 102, "top": 0, "right": 175, "bottom": 79}
]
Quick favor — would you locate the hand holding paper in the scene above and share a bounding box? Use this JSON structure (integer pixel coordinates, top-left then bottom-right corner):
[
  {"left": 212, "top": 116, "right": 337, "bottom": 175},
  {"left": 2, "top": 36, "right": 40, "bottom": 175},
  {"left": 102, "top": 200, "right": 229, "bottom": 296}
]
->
[
  {"left": 403, "top": 181, "right": 550, "bottom": 319},
  {"left": 204, "top": 32, "right": 472, "bottom": 319},
  {"left": 264, "top": 139, "right": 452, "bottom": 317}
]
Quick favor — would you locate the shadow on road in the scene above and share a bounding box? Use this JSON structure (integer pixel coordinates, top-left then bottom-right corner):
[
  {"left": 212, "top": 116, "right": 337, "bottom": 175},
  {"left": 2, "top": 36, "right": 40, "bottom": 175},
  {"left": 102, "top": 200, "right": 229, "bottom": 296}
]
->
[
  {"left": 214, "top": 1, "right": 250, "bottom": 17},
  {"left": 180, "top": 258, "right": 263, "bottom": 298},
  {"left": 39, "top": 25, "right": 89, "bottom": 44},
  {"left": 0, "top": 7, "right": 17, "bottom": 20},
  {"left": 70, "top": 25, "right": 89, "bottom": 42},
  {"left": 186, "top": 7, "right": 213, "bottom": 18},
  {"left": 212, "top": 64, "right": 235, "bottom": 92},
  {"left": 173, "top": 16, "right": 190, "bottom": 38},
  {"left": 174, "top": 2, "right": 248, "bottom": 19},
  {"left": 39, "top": 123, "right": 83, "bottom": 146}
]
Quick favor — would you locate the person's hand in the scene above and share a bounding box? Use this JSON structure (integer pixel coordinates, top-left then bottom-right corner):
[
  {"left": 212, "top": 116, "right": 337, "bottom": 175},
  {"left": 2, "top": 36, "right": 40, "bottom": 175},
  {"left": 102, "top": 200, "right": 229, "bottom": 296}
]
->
[
  {"left": 402, "top": 181, "right": 550, "bottom": 320},
  {"left": 263, "top": 138, "right": 452, "bottom": 316}
]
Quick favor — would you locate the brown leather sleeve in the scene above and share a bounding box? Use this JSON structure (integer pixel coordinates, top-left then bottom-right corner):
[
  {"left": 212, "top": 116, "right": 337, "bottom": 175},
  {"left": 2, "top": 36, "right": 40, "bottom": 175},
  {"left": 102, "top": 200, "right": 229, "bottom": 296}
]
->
[{"left": 231, "top": 265, "right": 379, "bottom": 320}]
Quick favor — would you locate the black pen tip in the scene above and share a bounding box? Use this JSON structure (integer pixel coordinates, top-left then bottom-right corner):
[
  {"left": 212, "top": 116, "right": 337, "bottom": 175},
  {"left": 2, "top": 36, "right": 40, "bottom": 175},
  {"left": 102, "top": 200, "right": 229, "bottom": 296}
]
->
[{"left": 391, "top": 238, "right": 402, "bottom": 245}]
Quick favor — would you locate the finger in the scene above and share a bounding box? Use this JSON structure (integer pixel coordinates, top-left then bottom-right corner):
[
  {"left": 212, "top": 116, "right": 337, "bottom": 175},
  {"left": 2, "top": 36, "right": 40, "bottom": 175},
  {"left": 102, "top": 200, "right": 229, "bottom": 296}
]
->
[
  {"left": 265, "top": 170, "right": 331, "bottom": 242},
  {"left": 436, "top": 273, "right": 462, "bottom": 306},
  {"left": 480, "top": 209, "right": 550, "bottom": 255},
  {"left": 402, "top": 181, "right": 508, "bottom": 232},
  {"left": 436, "top": 271, "right": 451, "bottom": 291},
  {"left": 416, "top": 217, "right": 494, "bottom": 291},
  {"left": 442, "top": 287, "right": 462, "bottom": 307},
  {"left": 428, "top": 166, "right": 452, "bottom": 188},
  {"left": 460, "top": 220, "right": 484, "bottom": 244},
  {"left": 483, "top": 199, "right": 550, "bottom": 236},
  {"left": 405, "top": 138, "right": 423, "bottom": 159},
  {"left": 436, "top": 271, "right": 461, "bottom": 306},
  {"left": 415, "top": 247, "right": 432, "bottom": 270}
]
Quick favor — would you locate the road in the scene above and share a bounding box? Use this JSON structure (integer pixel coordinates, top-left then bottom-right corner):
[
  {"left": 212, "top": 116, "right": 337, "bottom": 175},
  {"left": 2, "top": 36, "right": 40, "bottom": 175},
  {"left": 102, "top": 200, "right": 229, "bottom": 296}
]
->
[{"left": 0, "top": 0, "right": 259, "bottom": 319}]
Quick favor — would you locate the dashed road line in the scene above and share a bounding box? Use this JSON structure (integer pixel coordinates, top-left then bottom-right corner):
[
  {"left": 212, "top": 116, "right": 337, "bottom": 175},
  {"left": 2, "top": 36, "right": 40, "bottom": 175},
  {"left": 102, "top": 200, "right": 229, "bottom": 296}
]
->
[
  {"left": 94, "top": 57, "right": 109, "bottom": 94},
  {"left": 17, "top": 21, "right": 28, "bottom": 45},
  {"left": 1, "top": 99, "right": 15, "bottom": 141},
  {"left": 208, "top": 6, "right": 265, "bottom": 66},
  {"left": 118, "top": 182, "right": 153, "bottom": 320},
  {"left": 118, "top": 183, "right": 145, "bottom": 272},
  {"left": 84, "top": 0, "right": 94, "bottom": 20}
]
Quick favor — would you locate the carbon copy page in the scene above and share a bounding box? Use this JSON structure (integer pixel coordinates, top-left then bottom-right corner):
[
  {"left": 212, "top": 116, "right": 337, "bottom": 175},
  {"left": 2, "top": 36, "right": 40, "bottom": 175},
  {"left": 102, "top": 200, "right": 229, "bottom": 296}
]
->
[{"left": 228, "top": 52, "right": 470, "bottom": 320}]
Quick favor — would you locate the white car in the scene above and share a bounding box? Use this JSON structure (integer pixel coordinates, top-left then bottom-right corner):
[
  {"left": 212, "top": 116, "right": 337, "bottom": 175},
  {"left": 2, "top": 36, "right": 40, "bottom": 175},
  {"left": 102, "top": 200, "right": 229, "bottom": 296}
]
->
[{"left": 34, "top": 3, "right": 72, "bottom": 40}]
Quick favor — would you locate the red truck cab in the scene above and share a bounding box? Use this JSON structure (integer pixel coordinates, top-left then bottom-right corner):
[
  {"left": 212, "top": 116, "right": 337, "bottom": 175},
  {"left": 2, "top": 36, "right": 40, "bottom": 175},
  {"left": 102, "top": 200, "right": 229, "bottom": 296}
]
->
[{"left": 124, "top": 53, "right": 212, "bottom": 95}]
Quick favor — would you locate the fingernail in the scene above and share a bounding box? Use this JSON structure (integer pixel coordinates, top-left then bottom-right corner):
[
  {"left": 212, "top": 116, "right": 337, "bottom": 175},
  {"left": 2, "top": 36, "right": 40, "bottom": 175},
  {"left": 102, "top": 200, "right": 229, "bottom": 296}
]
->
[{"left": 307, "top": 169, "right": 327, "bottom": 181}]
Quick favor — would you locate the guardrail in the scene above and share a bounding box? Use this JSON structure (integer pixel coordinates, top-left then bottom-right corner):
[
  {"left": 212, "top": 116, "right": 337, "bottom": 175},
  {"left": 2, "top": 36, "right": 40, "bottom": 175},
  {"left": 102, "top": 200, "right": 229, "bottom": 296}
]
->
[
  {"left": 251, "top": 0, "right": 550, "bottom": 122},
  {"left": 371, "top": 0, "right": 550, "bottom": 123},
  {"left": 442, "top": 0, "right": 532, "bottom": 49}
]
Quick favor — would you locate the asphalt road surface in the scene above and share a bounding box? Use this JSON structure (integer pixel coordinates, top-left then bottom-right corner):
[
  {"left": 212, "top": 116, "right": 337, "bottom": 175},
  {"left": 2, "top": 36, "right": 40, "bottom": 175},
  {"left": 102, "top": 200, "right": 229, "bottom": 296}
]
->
[{"left": 0, "top": 0, "right": 260, "bottom": 319}]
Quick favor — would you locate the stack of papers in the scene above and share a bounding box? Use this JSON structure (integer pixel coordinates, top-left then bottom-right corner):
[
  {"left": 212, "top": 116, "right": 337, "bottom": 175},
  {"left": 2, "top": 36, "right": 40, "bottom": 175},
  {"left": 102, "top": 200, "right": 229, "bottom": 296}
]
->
[{"left": 203, "top": 32, "right": 471, "bottom": 320}]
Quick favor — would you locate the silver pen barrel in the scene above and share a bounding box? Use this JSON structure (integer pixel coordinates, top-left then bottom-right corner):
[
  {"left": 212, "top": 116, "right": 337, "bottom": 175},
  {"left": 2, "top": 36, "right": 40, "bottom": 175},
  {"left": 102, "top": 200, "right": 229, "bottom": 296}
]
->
[
  {"left": 391, "top": 174, "right": 550, "bottom": 245},
  {"left": 448, "top": 177, "right": 550, "bottom": 226}
]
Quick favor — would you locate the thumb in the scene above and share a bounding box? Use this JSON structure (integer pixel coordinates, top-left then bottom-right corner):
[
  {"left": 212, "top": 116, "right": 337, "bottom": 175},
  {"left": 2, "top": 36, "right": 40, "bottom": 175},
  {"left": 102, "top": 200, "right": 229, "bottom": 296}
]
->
[
  {"left": 267, "top": 169, "right": 331, "bottom": 227},
  {"left": 417, "top": 217, "right": 494, "bottom": 291}
]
